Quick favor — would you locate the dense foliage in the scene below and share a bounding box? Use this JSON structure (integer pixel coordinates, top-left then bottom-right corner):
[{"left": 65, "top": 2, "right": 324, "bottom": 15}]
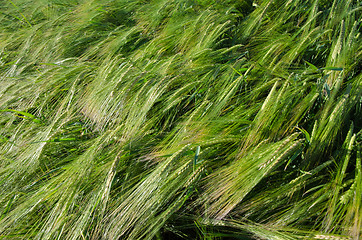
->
[{"left": 0, "top": 0, "right": 361, "bottom": 239}]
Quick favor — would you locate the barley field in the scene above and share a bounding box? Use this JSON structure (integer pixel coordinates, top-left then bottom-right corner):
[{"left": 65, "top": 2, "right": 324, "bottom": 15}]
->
[{"left": 0, "top": 0, "right": 361, "bottom": 239}]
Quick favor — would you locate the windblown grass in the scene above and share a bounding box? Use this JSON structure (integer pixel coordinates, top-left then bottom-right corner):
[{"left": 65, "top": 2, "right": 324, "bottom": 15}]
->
[{"left": 0, "top": 0, "right": 361, "bottom": 239}]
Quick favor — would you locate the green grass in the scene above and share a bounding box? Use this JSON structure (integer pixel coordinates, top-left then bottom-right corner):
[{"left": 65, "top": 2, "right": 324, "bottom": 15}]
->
[{"left": 0, "top": 0, "right": 361, "bottom": 239}]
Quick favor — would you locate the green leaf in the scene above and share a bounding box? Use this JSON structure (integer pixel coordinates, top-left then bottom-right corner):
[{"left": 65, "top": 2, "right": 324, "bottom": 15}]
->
[
  {"left": 230, "top": 66, "right": 248, "bottom": 76},
  {"left": 53, "top": 138, "right": 77, "bottom": 142},
  {"left": 305, "top": 60, "right": 318, "bottom": 71},
  {"left": 0, "top": 109, "right": 42, "bottom": 123},
  {"left": 194, "top": 146, "right": 201, "bottom": 171},
  {"left": 296, "top": 127, "right": 311, "bottom": 144},
  {"left": 320, "top": 67, "right": 343, "bottom": 71}
]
